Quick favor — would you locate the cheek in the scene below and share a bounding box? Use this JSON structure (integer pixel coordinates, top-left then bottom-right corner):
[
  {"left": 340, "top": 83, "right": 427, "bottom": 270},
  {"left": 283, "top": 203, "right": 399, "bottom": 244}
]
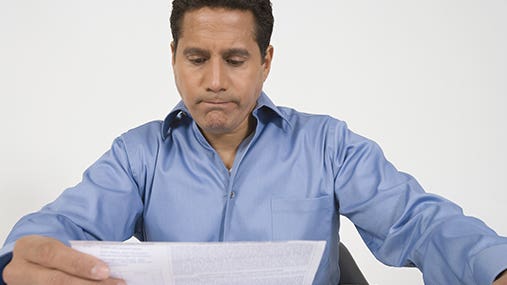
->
[
  {"left": 235, "top": 70, "right": 263, "bottom": 92},
  {"left": 175, "top": 68, "right": 198, "bottom": 96},
  {"left": 245, "top": 72, "right": 265, "bottom": 98}
]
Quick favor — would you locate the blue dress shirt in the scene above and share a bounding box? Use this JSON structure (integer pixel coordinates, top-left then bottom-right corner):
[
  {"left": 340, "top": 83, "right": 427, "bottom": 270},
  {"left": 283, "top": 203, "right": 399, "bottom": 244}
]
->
[{"left": 2, "top": 92, "right": 507, "bottom": 284}]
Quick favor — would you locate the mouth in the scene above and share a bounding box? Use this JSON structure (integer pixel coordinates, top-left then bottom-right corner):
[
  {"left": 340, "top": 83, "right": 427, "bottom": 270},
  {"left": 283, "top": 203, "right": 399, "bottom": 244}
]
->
[
  {"left": 203, "top": 100, "right": 230, "bottom": 105},
  {"left": 199, "top": 99, "right": 235, "bottom": 107}
]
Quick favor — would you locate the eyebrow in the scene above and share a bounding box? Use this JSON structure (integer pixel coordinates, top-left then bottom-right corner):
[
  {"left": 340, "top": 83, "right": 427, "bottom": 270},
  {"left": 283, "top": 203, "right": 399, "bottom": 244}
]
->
[
  {"left": 182, "top": 47, "right": 250, "bottom": 58},
  {"left": 222, "top": 48, "right": 250, "bottom": 59},
  {"left": 183, "top": 47, "right": 210, "bottom": 57}
]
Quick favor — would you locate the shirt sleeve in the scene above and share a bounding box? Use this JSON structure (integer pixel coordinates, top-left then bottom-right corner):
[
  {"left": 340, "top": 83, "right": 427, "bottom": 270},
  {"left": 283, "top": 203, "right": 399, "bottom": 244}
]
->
[
  {"left": 0, "top": 136, "right": 144, "bottom": 284},
  {"left": 331, "top": 121, "right": 507, "bottom": 285}
]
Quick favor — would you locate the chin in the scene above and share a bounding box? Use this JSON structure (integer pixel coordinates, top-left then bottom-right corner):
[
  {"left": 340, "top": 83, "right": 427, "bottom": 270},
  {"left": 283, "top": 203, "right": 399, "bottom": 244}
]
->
[
  {"left": 200, "top": 120, "right": 231, "bottom": 133},
  {"left": 203, "top": 125, "right": 232, "bottom": 135},
  {"left": 199, "top": 115, "right": 232, "bottom": 132}
]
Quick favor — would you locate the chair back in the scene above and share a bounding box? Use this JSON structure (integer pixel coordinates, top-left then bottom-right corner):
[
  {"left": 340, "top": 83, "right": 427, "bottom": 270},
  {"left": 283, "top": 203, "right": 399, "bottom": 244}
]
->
[{"left": 338, "top": 242, "right": 369, "bottom": 285}]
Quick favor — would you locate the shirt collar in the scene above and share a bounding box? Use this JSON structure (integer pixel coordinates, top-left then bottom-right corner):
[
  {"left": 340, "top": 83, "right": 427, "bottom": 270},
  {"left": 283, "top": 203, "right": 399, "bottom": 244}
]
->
[{"left": 161, "top": 92, "right": 292, "bottom": 140}]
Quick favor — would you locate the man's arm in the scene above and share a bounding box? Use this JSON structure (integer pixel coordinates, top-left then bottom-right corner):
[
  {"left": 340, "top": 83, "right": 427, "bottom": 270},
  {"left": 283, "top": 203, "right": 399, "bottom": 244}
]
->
[
  {"left": 1, "top": 136, "right": 145, "bottom": 284},
  {"left": 331, "top": 121, "right": 507, "bottom": 284}
]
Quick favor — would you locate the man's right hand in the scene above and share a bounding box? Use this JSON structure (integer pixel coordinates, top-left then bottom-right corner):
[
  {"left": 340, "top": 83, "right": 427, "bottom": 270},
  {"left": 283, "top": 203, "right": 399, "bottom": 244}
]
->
[{"left": 2, "top": 235, "right": 125, "bottom": 285}]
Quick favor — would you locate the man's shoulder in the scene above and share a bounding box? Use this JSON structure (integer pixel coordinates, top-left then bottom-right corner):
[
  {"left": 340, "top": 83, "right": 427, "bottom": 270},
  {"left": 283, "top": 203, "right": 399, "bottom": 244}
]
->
[
  {"left": 276, "top": 105, "right": 346, "bottom": 130},
  {"left": 119, "top": 120, "right": 165, "bottom": 143}
]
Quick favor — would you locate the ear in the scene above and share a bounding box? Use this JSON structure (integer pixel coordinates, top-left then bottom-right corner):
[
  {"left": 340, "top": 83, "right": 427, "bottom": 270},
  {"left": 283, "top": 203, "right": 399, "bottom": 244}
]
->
[
  {"left": 170, "top": 41, "right": 176, "bottom": 66},
  {"left": 262, "top": 45, "right": 274, "bottom": 81}
]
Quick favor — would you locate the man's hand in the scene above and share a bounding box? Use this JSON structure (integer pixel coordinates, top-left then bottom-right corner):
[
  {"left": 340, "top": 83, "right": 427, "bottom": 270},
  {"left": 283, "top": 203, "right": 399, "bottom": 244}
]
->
[
  {"left": 494, "top": 270, "right": 507, "bottom": 285},
  {"left": 2, "top": 235, "right": 125, "bottom": 285},
  {"left": 493, "top": 269, "right": 507, "bottom": 285}
]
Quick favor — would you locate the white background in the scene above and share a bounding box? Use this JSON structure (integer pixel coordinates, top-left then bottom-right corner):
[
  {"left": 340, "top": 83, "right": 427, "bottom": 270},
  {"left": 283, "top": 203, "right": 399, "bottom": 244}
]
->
[{"left": 1, "top": 1, "right": 506, "bottom": 284}]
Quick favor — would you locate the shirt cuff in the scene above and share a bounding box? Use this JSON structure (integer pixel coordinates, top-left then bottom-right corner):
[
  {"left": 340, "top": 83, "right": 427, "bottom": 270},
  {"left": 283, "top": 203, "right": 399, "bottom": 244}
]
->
[
  {"left": 0, "top": 242, "right": 15, "bottom": 285},
  {"left": 472, "top": 243, "right": 507, "bottom": 285}
]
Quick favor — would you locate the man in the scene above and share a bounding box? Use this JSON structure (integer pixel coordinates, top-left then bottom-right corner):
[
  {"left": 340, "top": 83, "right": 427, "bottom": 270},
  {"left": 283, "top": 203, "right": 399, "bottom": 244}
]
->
[{"left": 1, "top": 0, "right": 506, "bottom": 284}]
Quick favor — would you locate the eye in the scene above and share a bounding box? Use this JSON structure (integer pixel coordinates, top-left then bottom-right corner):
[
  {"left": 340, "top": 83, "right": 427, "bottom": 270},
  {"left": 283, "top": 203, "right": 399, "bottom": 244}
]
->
[
  {"left": 188, "top": 57, "right": 207, "bottom": 65},
  {"left": 226, "top": 58, "right": 245, "bottom": 67}
]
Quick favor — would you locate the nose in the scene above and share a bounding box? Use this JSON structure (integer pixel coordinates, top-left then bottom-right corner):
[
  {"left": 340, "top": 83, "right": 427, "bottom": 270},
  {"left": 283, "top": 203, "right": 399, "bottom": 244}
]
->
[{"left": 205, "top": 59, "right": 227, "bottom": 93}]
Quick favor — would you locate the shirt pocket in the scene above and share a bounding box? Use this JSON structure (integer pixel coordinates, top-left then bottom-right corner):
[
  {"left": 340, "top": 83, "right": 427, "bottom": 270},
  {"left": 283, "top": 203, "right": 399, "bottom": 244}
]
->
[{"left": 271, "top": 195, "right": 334, "bottom": 241}]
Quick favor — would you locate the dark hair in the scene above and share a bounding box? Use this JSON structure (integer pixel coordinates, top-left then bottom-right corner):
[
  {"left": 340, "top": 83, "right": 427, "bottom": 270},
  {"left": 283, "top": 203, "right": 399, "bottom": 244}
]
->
[{"left": 170, "top": 0, "right": 274, "bottom": 59}]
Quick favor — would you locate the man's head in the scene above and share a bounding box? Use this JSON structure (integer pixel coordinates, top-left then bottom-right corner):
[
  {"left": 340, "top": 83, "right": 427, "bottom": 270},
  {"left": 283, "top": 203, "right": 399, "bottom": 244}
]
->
[
  {"left": 170, "top": 0, "right": 274, "bottom": 60},
  {"left": 169, "top": 1, "right": 275, "bottom": 139}
]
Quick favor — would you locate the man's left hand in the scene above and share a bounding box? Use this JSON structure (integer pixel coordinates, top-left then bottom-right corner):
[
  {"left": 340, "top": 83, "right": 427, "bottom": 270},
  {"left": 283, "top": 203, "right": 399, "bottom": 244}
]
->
[{"left": 494, "top": 270, "right": 507, "bottom": 285}]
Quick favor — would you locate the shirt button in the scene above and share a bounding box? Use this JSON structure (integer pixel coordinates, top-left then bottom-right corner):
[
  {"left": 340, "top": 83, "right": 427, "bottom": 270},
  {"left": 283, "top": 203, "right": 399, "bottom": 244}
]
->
[{"left": 230, "top": 191, "right": 236, "bottom": 199}]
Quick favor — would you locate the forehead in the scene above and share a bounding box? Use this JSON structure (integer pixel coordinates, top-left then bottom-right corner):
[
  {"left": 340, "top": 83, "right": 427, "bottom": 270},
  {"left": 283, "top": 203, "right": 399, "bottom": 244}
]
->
[{"left": 179, "top": 7, "right": 256, "bottom": 46}]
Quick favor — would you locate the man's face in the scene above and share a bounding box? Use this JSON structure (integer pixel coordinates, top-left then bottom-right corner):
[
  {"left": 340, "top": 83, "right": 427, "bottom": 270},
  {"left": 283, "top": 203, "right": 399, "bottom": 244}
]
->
[{"left": 171, "top": 7, "right": 273, "bottom": 137}]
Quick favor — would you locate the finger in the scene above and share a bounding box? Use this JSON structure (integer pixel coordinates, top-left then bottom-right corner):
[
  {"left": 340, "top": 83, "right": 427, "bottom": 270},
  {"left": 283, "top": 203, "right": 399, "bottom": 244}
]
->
[
  {"left": 4, "top": 258, "right": 125, "bottom": 285},
  {"left": 14, "top": 236, "right": 110, "bottom": 280}
]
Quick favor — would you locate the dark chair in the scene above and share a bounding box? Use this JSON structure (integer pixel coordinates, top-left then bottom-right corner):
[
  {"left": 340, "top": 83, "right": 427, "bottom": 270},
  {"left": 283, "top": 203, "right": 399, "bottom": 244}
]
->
[{"left": 339, "top": 242, "right": 369, "bottom": 285}]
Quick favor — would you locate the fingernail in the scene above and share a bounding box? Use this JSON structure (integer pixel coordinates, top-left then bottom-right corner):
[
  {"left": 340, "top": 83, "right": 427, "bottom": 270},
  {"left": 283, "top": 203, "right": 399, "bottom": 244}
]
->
[{"left": 91, "top": 264, "right": 110, "bottom": 279}]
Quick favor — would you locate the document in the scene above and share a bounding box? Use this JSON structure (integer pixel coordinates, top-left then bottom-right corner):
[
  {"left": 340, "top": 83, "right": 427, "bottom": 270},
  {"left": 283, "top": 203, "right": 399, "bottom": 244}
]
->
[{"left": 71, "top": 240, "right": 325, "bottom": 285}]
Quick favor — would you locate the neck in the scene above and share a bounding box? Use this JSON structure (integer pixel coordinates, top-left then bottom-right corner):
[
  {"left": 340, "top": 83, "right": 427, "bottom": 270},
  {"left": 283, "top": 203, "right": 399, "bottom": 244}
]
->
[{"left": 202, "top": 117, "right": 256, "bottom": 170}]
